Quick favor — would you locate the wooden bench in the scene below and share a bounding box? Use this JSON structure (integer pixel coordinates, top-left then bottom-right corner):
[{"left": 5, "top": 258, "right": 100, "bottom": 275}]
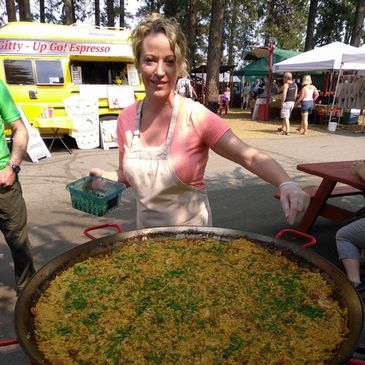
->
[{"left": 274, "top": 185, "right": 364, "bottom": 200}]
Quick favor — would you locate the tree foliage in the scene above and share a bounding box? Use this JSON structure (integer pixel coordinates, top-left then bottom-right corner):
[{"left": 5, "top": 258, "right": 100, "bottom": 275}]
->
[
  {"left": 0, "top": 0, "right": 364, "bottom": 66},
  {"left": 224, "top": 0, "right": 261, "bottom": 65},
  {"left": 258, "top": 0, "right": 308, "bottom": 50},
  {"left": 314, "top": 0, "right": 356, "bottom": 45}
]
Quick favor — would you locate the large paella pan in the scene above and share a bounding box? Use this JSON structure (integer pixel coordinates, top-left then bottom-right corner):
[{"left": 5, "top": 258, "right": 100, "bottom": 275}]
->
[{"left": 15, "top": 226, "right": 364, "bottom": 364}]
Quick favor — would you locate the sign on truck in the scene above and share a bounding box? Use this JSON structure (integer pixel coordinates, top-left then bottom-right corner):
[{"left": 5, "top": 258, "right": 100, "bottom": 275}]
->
[{"left": 0, "top": 21, "right": 144, "bottom": 140}]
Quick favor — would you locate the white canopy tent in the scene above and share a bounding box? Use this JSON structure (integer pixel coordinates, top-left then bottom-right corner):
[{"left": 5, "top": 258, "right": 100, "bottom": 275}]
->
[
  {"left": 341, "top": 51, "right": 365, "bottom": 66},
  {"left": 324, "top": 49, "right": 365, "bottom": 130},
  {"left": 273, "top": 43, "right": 365, "bottom": 130},
  {"left": 273, "top": 42, "right": 365, "bottom": 72}
]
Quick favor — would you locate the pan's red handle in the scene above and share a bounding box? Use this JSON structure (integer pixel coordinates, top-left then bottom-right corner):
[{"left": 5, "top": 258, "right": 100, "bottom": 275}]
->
[
  {"left": 0, "top": 338, "right": 18, "bottom": 347},
  {"left": 347, "top": 359, "right": 365, "bottom": 365},
  {"left": 275, "top": 228, "right": 317, "bottom": 249},
  {"left": 83, "top": 223, "right": 122, "bottom": 240},
  {"left": 0, "top": 339, "right": 34, "bottom": 364}
]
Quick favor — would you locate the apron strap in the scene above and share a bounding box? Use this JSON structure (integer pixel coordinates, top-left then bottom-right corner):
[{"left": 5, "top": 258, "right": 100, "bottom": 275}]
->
[
  {"left": 165, "top": 94, "right": 180, "bottom": 146},
  {"left": 133, "top": 100, "right": 144, "bottom": 137}
]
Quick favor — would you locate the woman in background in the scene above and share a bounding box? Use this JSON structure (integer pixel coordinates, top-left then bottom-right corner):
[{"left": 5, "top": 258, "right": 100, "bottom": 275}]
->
[
  {"left": 295, "top": 75, "right": 319, "bottom": 135},
  {"left": 242, "top": 80, "right": 251, "bottom": 110}
]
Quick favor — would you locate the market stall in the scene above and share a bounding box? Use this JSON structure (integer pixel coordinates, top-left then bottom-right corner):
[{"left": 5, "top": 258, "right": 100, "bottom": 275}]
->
[
  {"left": 273, "top": 42, "right": 365, "bottom": 128},
  {"left": 238, "top": 47, "right": 301, "bottom": 120},
  {"left": 337, "top": 50, "right": 365, "bottom": 131}
]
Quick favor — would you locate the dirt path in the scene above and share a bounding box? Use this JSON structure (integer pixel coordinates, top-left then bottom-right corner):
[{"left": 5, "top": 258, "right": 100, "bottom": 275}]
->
[{"left": 222, "top": 108, "right": 365, "bottom": 139}]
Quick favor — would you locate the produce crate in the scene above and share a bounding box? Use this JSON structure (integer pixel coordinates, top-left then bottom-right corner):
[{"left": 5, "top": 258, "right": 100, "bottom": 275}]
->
[{"left": 66, "top": 176, "right": 125, "bottom": 216}]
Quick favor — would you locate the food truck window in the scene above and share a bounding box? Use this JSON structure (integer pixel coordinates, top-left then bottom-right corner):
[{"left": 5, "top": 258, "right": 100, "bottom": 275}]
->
[
  {"left": 70, "top": 61, "right": 127, "bottom": 85},
  {"left": 35, "top": 60, "right": 64, "bottom": 85},
  {"left": 4, "top": 60, "right": 35, "bottom": 85}
]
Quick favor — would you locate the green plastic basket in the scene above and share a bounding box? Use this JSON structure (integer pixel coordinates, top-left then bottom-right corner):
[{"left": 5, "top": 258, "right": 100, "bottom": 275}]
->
[{"left": 66, "top": 176, "right": 125, "bottom": 216}]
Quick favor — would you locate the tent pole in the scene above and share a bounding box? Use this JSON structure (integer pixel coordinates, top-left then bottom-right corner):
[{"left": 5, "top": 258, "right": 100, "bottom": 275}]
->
[
  {"left": 328, "top": 64, "right": 343, "bottom": 126},
  {"left": 325, "top": 70, "right": 335, "bottom": 124},
  {"left": 264, "top": 43, "right": 274, "bottom": 121}
]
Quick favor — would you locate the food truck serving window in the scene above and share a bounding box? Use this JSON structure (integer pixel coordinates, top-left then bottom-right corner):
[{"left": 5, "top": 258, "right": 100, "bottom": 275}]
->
[
  {"left": 35, "top": 60, "right": 64, "bottom": 85},
  {"left": 4, "top": 60, "right": 35, "bottom": 85}
]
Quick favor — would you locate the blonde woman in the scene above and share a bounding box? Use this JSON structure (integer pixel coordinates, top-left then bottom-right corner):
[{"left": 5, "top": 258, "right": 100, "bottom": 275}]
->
[
  {"left": 296, "top": 75, "right": 319, "bottom": 135},
  {"left": 90, "top": 14, "right": 309, "bottom": 228}
]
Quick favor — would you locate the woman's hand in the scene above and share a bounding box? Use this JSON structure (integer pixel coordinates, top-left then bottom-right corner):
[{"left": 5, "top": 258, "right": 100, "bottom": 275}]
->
[
  {"left": 89, "top": 168, "right": 104, "bottom": 177},
  {"left": 279, "top": 181, "right": 310, "bottom": 225},
  {"left": 89, "top": 168, "right": 120, "bottom": 183}
]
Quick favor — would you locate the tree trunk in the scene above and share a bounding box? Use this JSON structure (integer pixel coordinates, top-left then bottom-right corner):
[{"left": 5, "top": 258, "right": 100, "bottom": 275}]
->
[
  {"left": 350, "top": 0, "right": 365, "bottom": 46},
  {"left": 6, "top": 0, "right": 17, "bottom": 22},
  {"left": 40, "top": 0, "right": 45, "bottom": 23},
  {"left": 18, "top": 0, "right": 32, "bottom": 21},
  {"left": 264, "top": 0, "right": 275, "bottom": 46},
  {"left": 227, "top": 1, "right": 238, "bottom": 66},
  {"left": 205, "top": 0, "right": 225, "bottom": 111},
  {"left": 186, "top": 0, "right": 197, "bottom": 70},
  {"left": 107, "top": 0, "right": 115, "bottom": 27},
  {"left": 304, "top": 0, "right": 318, "bottom": 51},
  {"left": 64, "top": 0, "right": 73, "bottom": 25},
  {"left": 95, "top": 0, "right": 100, "bottom": 27},
  {"left": 119, "top": 0, "right": 125, "bottom": 28}
]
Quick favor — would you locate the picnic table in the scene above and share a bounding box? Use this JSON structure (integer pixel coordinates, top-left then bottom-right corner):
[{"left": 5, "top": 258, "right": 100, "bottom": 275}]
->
[{"left": 296, "top": 161, "right": 365, "bottom": 232}]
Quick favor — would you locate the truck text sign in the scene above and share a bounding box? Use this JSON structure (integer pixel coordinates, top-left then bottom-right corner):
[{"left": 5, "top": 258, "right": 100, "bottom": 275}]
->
[{"left": 0, "top": 39, "right": 133, "bottom": 57}]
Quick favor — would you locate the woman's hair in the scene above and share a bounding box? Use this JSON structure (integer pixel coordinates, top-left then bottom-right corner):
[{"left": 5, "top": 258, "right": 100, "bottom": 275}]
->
[
  {"left": 283, "top": 72, "right": 293, "bottom": 80},
  {"left": 302, "top": 75, "right": 312, "bottom": 86},
  {"left": 131, "top": 13, "right": 189, "bottom": 77}
]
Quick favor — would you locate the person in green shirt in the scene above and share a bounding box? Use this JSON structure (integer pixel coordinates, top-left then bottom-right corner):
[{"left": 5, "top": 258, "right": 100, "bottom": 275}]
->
[{"left": 0, "top": 80, "right": 35, "bottom": 293}]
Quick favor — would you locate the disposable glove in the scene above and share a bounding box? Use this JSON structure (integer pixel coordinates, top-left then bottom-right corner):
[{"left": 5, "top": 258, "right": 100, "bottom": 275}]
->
[{"left": 279, "top": 181, "right": 310, "bottom": 225}]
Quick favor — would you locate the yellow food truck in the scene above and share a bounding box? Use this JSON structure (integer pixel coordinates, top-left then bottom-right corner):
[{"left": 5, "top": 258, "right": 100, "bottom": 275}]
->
[{"left": 0, "top": 21, "right": 144, "bottom": 139}]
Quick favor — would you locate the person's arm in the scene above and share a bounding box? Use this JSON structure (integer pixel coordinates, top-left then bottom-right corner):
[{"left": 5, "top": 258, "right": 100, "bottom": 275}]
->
[
  {"left": 281, "top": 83, "right": 288, "bottom": 106},
  {"left": 0, "top": 119, "right": 28, "bottom": 188},
  {"left": 90, "top": 107, "right": 133, "bottom": 186},
  {"left": 89, "top": 153, "right": 129, "bottom": 186},
  {"left": 313, "top": 86, "right": 319, "bottom": 102},
  {"left": 295, "top": 89, "right": 304, "bottom": 106},
  {"left": 294, "top": 84, "right": 298, "bottom": 100},
  {"left": 212, "top": 130, "right": 310, "bottom": 224}
]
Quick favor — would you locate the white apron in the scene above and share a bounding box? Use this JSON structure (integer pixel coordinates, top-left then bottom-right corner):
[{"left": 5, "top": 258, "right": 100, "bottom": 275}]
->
[{"left": 123, "top": 95, "right": 212, "bottom": 229}]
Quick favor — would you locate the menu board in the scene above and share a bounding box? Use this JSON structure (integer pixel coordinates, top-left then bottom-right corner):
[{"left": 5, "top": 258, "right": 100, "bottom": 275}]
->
[
  {"left": 107, "top": 85, "right": 135, "bottom": 109},
  {"left": 127, "top": 64, "right": 140, "bottom": 86},
  {"left": 17, "top": 107, "right": 51, "bottom": 163},
  {"left": 100, "top": 118, "right": 118, "bottom": 150}
]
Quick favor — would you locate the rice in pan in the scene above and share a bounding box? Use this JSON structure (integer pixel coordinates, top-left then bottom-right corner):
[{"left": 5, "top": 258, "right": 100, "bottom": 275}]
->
[{"left": 33, "top": 238, "right": 348, "bottom": 365}]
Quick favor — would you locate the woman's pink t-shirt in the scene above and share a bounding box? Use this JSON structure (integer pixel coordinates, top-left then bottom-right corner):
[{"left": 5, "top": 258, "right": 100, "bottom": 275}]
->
[{"left": 117, "top": 97, "right": 230, "bottom": 189}]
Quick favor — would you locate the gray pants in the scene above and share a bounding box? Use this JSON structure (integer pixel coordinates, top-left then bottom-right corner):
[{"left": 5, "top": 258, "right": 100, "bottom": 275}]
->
[
  {"left": 336, "top": 217, "right": 365, "bottom": 260},
  {"left": 0, "top": 181, "right": 35, "bottom": 291}
]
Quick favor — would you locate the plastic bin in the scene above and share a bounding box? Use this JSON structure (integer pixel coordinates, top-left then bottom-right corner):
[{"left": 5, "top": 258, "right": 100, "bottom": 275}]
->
[
  {"left": 342, "top": 111, "right": 360, "bottom": 125},
  {"left": 252, "top": 98, "right": 266, "bottom": 120},
  {"left": 66, "top": 176, "right": 125, "bottom": 216},
  {"left": 257, "top": 103, "right": 267, "bottom": 120}
]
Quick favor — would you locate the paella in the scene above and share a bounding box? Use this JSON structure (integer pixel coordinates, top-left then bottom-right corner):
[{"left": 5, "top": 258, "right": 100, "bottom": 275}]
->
[{"left": 32, "top": 237, "right": 348, "bottom": 365}]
